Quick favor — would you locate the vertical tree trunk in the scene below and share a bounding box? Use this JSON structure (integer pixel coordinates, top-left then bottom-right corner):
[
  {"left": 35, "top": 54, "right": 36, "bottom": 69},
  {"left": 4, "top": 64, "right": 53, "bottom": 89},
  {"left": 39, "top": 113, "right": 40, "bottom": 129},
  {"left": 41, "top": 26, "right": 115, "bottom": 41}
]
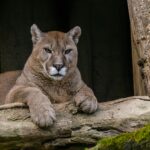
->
[{"left": 127, "top": 0, "right": 150, "bottom": 95}]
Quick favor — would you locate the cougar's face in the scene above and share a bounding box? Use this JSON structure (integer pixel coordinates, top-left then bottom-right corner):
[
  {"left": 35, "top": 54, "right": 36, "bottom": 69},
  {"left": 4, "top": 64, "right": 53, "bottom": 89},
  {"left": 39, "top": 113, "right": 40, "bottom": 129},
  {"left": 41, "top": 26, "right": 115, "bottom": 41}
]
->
[
  {"left": 31, "top": 25, "right": 81, "bottom": 80},
  {"left": 36, "top": 32, "right": 78, "bottom": 80}
]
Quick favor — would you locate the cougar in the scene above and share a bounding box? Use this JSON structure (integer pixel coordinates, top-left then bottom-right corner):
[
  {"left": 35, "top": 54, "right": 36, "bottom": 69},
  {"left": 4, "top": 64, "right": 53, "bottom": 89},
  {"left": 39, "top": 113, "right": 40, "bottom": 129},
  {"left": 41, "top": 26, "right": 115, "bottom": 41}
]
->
[{"left": 5, "top": 24, "right": 98, "bottom": 127}]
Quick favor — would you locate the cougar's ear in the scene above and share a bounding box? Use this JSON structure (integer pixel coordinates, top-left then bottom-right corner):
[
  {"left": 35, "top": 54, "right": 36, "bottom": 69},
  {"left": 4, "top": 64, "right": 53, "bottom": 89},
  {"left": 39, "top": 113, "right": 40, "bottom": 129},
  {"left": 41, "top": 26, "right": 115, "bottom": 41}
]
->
[
  {"left": 67, "top": 26, "right": 81, "bottom": 44},
  {"left": 30, "top": 24, "right": 43, "bottom": 45}
]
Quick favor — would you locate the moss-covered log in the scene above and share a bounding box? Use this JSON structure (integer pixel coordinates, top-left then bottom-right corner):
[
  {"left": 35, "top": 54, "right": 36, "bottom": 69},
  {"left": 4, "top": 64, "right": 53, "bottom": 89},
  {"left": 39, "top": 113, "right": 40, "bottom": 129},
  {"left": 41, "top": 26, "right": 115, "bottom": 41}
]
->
[
  {"left": 88, "top": 125, "right": 150, "bottom": 150},
  {"left": 0, "top": 96, "right": 150, "bottom": 149}
]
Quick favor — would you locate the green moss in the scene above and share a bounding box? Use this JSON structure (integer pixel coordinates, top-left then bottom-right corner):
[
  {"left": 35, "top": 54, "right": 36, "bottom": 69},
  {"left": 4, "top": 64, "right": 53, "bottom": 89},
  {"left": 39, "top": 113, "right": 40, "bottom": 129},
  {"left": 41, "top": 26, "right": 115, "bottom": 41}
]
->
[{"left": 87, "top": 125, "right": 150, "bottom": 150}]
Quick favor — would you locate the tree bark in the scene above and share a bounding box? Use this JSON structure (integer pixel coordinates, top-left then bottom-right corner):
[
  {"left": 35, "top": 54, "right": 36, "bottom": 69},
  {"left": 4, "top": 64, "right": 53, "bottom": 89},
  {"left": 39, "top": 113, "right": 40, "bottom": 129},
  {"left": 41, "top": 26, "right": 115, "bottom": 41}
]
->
[
  {"left": 0, "top": 96, "right": 150, "bottom": 149},
  {"left": 127, "top": 0, "right": 150, "bottom": 95}
]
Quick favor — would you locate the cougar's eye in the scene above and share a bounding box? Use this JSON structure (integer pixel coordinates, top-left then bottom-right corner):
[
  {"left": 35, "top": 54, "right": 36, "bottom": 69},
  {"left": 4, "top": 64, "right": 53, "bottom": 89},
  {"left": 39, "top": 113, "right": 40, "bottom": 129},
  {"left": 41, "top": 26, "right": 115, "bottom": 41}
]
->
[
  {"left": 65, "top": 49, "right": 72, "bottom": 54},
  {"left": 44, "top": 48, "right": 52, "bottom": 53}
]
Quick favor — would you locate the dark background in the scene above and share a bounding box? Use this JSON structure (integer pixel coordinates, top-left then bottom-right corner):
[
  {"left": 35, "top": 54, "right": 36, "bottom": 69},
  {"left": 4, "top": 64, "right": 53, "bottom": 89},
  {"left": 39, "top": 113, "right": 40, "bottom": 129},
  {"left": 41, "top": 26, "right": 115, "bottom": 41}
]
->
[{"left": 0, "top": 0, "right": 133, "bottom": 101}]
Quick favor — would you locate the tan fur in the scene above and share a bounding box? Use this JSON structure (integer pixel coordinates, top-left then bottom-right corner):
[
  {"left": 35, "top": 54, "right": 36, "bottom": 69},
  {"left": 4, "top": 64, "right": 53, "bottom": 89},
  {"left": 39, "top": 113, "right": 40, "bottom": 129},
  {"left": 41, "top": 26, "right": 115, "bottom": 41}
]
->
[
  {"left": 4, "top": 25, "right": 98, "bottom": 127},
  {"left": 0, "top": 71, "right": 21, "bottom": 105}
]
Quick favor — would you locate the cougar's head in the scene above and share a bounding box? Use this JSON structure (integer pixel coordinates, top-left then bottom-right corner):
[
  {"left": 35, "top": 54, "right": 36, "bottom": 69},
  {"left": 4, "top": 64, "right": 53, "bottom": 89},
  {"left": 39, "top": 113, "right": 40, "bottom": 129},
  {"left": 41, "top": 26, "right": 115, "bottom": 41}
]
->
[{"left": 30, "top": 24, "right": 81, "bottom": 80}]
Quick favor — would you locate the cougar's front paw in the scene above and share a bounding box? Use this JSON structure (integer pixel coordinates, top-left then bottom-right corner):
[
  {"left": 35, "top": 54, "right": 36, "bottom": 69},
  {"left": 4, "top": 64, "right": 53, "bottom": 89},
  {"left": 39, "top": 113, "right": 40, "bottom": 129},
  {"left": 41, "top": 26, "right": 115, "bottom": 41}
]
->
[
  {"left": 30, "top": 104, "right": 56, "bottom": 128},
  {"left": 77, "top": 96, "right": 98, "bottom": 114}
]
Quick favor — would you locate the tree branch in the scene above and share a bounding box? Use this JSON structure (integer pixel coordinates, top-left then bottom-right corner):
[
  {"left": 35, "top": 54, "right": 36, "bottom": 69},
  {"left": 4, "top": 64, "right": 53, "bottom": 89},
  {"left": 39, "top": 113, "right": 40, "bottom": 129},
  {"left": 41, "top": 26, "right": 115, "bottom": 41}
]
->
[{"left": 0, "top": 96, "right": 150, "bottom": 149}]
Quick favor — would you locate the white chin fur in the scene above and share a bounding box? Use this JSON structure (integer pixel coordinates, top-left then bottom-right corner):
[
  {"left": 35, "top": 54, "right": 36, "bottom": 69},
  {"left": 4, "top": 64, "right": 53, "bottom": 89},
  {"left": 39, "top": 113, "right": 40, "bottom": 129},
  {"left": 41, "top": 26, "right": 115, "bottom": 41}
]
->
[
  {"left": 50, "top": 76, "right": 63, "bottom": 80},
  {"left": 49, "top": 66, "right": 67, "bottom": 80}
]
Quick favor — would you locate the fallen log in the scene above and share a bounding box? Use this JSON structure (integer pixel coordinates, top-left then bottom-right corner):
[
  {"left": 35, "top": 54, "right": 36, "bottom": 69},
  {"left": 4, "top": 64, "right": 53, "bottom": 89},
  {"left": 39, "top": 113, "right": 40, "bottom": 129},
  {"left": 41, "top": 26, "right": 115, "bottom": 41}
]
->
[
  {"left": 88, "top": 124, "right": 150, "bottom": 150},
  {"left": 0, "top": 96, "right": 150, "bottom": 149}
]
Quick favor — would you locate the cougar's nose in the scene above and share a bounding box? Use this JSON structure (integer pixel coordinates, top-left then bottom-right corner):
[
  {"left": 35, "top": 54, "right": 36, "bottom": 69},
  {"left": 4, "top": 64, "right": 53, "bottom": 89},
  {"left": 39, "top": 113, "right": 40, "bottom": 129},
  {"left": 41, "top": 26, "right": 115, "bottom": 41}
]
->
[{"left": 53, "top": 64, "right": 64, "bottom": 71}]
